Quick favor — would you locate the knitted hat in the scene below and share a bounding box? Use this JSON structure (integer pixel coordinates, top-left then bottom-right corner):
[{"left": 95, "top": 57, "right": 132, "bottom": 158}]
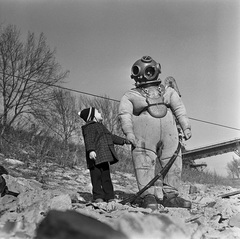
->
[{"left": 79, "top": 107, "right": 95, "bottom": 122}]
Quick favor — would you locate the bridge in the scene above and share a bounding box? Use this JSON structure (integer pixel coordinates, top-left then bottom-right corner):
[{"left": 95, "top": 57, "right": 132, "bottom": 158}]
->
[{"left": 182, "top": 138, "right": 240, "bottom": 168}]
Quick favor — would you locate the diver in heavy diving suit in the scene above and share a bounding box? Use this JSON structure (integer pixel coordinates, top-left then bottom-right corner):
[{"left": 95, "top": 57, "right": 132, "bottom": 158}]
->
[{"left": 118, "top": 56, "right": 192, "bottom": 210}]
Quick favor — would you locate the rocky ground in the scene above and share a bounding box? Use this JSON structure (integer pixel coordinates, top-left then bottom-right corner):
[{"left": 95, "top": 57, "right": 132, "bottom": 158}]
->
[{"left": 0, "top": 155, "right": 240, "bottom": 239}]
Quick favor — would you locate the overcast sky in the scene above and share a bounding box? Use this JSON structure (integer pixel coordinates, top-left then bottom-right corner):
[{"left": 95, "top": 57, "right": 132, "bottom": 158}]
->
[{"left": 1, "top": 0, "right": 240, "bottom": 176}]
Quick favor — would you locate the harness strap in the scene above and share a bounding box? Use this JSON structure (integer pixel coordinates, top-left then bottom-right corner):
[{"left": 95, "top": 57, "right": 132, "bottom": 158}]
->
[{"left": 137, "top": 102, "right": 168, "bottom": 116}]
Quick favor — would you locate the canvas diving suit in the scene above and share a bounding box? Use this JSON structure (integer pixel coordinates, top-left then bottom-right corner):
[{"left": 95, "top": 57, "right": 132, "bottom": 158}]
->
[{"left": 118, "top": 57, "right": 191, "bottom": 201}]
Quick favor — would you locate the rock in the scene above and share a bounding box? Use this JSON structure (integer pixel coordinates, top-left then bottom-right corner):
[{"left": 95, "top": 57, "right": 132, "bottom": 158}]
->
[
  {"left": 50, "top": 194, "right": 72, "bottom": 211},
  {"left": 209, "top": 213, "right": 222, "bottom": 225},
  {"left": 195, "top": 183, "right": 208, "bottom": 193},
  {"left": 222, "top": 227, "right": 240, "bottom": 238},
  {"left": 229, "top": 212, "right": 240, "bottom": 228},
  {"left": 35, "top": 210, "right": 128, "bottom": 239},
  {"left": 115, "top": 212, "right": 191, "bottom": 239},
  {"left": 0, "top": 165, "right": 8, "bottom": 175},
  {"left": 70, "top": 192, "right": 86, "bottom": 203},
  {"left": 207, "top": 227, "right": 240, "bottom": 239},
  {"left": 179, "top": 184, "right": 191, "bottom": 195},
  {"left": 197, "top": 196, "right": 216, "bottom": 206},
  {"left": 189, "top": 185, "right": 198, "bottom": 194},
  {"left": 5, "top": 175, "right": 42, "bottom": 193},
  {"left": 4, "top": 158, "right": 24, "bottom": 165},
  {"left": 0, "top": 153, "right": 5, "bottom": 159},
  {"left": 0, "top": 190, "right": 50, "bottom": 238},
  {"left": 0, "top": 175, "right": 6, "bottom": 194}
]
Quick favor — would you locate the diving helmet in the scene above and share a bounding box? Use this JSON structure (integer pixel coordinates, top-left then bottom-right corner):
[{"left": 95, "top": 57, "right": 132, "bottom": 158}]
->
[{"left": 131, "top": 56, "right": 161, "bottom": 87}]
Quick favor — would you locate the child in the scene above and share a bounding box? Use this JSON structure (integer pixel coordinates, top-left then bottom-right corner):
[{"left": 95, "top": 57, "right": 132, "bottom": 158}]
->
[{"left": 79, "top": 107, "right": 131, "bottom": 203}]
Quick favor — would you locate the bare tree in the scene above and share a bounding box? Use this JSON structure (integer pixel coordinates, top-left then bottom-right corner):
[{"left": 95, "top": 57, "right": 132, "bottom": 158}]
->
[
  {"left": 34, "top": 89, "right": 80, "bottom": 149},
  {"left": 0, "top": 24, "right": 69, "bottom": 136}
]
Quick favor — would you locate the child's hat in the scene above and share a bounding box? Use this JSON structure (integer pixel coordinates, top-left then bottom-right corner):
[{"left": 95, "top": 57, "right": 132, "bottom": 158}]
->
[{"left": 79, "top": 107, "right": 95, "bottom": 122}]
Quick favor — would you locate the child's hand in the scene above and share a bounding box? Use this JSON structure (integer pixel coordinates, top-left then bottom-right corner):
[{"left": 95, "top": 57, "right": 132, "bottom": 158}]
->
[
  {"left": 89, "top": 151, "right": 96, "bottom": 160},
  {"left": 124, "top": 139, "right": 132, "bottom": 145}
]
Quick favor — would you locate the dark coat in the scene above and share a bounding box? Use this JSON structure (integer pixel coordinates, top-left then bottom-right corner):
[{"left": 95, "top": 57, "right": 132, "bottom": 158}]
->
[{"left": 81, "top": 121, "right": 126, "bottom": 169}]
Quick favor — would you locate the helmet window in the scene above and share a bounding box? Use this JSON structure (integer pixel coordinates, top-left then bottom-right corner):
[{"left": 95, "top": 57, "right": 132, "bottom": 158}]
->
[
  {"left": 145, "top": 66, "right": 155, "bottom": 77},
  {"left": 132, "top": 65, "right": 140, "bottom": 76}
]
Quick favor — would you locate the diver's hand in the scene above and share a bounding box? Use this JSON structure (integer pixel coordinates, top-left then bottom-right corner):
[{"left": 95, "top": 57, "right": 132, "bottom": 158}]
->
[
  {"left": 89, "top": 151, "right": 96, "bottom": 160},
  {"left": 126, "top": 133, "right": 136, "bottom": 148},
  {"left": 184, "top": 129, "right": 192, "bottom": 140}
]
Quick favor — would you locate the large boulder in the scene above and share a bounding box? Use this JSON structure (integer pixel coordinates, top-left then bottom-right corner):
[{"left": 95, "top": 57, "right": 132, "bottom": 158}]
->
[{"left": 35, "top": 210, "right": 128, "bottom": 239}]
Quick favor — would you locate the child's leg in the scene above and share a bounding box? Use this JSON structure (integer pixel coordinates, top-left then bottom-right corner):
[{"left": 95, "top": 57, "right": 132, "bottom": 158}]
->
[
  {"left": 89, "top": 165, "right": 105, "bottom": 201},
  {"left": 100, "top": 162, "right": 114, "bottom": 201}
]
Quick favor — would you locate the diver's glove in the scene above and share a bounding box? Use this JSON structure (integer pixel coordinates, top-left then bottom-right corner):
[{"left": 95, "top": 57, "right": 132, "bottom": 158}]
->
[
  {"left": 126, "top": 133, "right": 136, "bottom": 148},
  {"left": 184, "top": 129, "right": 192, "bottom": 140}
]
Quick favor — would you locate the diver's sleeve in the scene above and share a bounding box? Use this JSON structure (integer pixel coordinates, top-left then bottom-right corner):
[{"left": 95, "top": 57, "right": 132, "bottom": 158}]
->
[
  {"left": 118, "top": 93, "right": 134, "bottom": 136},
  {"left": 164, "top": 87, "right": 191, "bottom": 133}
]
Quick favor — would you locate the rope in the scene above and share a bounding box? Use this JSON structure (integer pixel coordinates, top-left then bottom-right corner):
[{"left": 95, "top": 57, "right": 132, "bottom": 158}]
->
[{"left": 0, "top": 71, "right": 239, "bottom": 131}]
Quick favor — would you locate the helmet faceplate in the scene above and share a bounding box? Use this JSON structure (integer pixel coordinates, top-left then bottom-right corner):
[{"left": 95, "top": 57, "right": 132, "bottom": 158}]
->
[{"left": 131, "top": 56, "right": 161, "bottom": 87}]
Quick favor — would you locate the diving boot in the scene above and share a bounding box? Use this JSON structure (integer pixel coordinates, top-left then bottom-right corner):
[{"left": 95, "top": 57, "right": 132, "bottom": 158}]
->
[
  {"left": 142, "top": 194, "right": 158, "bottom": 210},
  {"left": 162, "top": 194, "right": 191, "bottom": 209}
]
